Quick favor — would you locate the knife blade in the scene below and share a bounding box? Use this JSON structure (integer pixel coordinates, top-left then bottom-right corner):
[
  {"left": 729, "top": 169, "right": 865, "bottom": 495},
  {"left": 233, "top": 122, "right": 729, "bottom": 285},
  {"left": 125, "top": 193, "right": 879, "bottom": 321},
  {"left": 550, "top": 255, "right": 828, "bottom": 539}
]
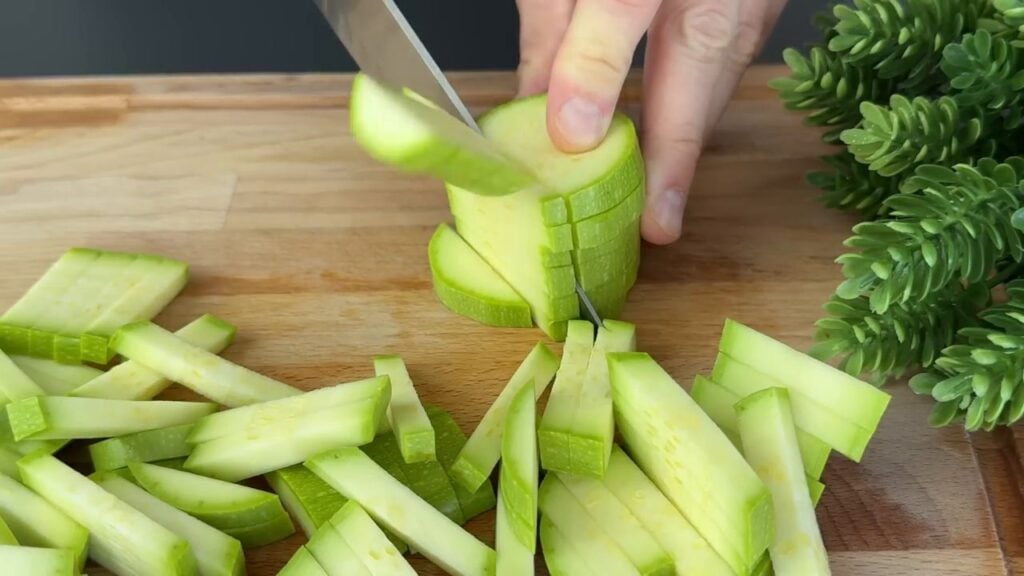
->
[{"left": 313, "top": 0, "right": 604, "bottom": 329}]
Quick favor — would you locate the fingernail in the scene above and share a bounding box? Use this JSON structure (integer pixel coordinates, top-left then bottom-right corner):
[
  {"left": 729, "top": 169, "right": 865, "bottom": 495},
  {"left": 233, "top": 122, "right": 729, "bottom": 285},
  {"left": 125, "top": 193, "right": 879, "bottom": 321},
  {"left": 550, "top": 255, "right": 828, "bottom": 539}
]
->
[
  {"left": 555, "top": 97, "right": 604, "bottom": 149},
  {"left": 655, "top": 189, "right": 685, "bottom": 238}
]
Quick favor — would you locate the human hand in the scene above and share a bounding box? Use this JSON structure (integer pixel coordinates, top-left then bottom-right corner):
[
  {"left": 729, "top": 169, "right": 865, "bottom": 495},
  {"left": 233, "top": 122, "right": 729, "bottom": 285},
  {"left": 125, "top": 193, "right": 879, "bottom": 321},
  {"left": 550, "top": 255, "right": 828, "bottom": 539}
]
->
[{"left": 515, "top": 0, "right": 788, "bottom": 244}]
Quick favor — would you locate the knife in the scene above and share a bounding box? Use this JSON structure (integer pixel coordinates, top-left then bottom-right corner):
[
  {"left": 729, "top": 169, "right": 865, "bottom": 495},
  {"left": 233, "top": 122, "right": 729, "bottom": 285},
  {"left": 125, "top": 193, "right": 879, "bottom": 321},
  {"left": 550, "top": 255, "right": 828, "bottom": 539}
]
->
[{"left": 312, "top": 0, "right": 604, "bottom": 330}]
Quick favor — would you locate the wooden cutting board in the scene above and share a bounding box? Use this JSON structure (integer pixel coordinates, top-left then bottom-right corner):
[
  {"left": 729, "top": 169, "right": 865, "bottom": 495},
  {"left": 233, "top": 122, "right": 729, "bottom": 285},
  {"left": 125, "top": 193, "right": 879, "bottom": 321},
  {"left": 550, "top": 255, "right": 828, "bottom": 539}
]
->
[{"left": 0, "top": 66, "right": 1021, "bottom": 576}]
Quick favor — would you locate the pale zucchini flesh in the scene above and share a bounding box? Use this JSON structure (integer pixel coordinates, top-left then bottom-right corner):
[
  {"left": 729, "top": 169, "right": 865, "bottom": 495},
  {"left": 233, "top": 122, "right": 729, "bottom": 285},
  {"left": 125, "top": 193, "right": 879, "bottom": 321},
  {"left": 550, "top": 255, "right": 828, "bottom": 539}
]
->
[
  {"left": 538, "top": 474, "right": 640, "bottom": 576},
  {"left": 5, "top": 396, "right": 217, "bottom": 441},
  {"left": 187, "top": 376, "right": 388, "bottom": 444},
  {"left": 266, "top": 464, "right": 349, "bottom": 538},
  {"left": 0, "top": 349, "right": 46, "bottom": 402},
  {"left": 495, "top": 491, "right": 533, "bottom": 576},
  {"left": 718, "top": 319, "right": 891, "bottom": 443},
  {"left": 330, "top": 501, "right": 417, "bottom": 576},
  {"left": 691, "top": 374, "right": 831, "bottom": 480},
  {"left": 222, "top": 512, "right": 296, "bottom": 549},
  {"left": 539, "top": 516, "right": 596, "bottom": 576},
  {"left": 72, "top": 313, "right": 237, "bottom": 400},
  {"left": 18, "top": 452, "right": 196, "bottom": 576},
  {"left": 306, "top": 447, "right": 497, "bottom": 576},
  {"left": 498, "top": 385, "right": 538, "bottom": 553},
  {"left": 129, "top": 462, "right": 290, "bottom": 531},
  {"left": 89, "top": 423, "right": 195, "bottom": 472},
  {"left": 184, "top": 396, "right": 385, "bottom": 482},
  {"left": 538, "top": 320, "right": 594, "bottom": 475},
  {"left": 109, "top": 321, "right": 301, "bottom": 407},
  {"left": 95, "top": 472, "right": 246, "bottom": 576},
  {"left": 712, "top": 352, "right": 876, "bottom": 462},
  {"left": 557, "top": 471, "right": 674, "bottom": 576},
  {"left": 0, "top": 544, "right": 76, "bottom": 575},
  {"left": 349, "top": 72, "right": 536, "bottom": 197},
  {"left": 737, "top": 388, "right": 832, "bottom": 575},
  {"left": 0, "top": 513, "right": 17, "bottom": 545},
  {"left": 374, "top": 354, "right": 436, "bottom": 463},
  {"left": 571, "top": 184, "right": 644, "bottom": 250},
  {"left": 0, "top": 445, "right": 20, "bottom": 478},
  {"left": 450, "top": 342, "right": 558, "bottom": 493},
  {"left": 0, "top": 472, "right": 89, "bottom": 571},
  {"left": 608, "top": 352, "right": 772, "bottom": 576},
  {"left": 568, "top": 319, "right": 636, "bottom": 477},
  {"left": 9, "top": 355, "right": 103, "bottom": 396},
  {"left": 306, "top": 518, "right": 371, "bottom": 576},
  {"left": 428, "top": 223, "right": 533, "bottom": 328},
  {"left": 279, "top": 546, "right": 329, "bottom": 576},
  {"left": 602, "top": 446, "right": 735, "bottom": 576}
]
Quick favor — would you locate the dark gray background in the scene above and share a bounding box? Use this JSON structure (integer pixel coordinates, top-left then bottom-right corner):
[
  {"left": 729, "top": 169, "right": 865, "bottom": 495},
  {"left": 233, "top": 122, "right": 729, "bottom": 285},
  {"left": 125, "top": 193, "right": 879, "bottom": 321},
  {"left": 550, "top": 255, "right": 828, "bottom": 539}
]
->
[{"left": 0, "top": 0, "right": 831, "bottom": 77}]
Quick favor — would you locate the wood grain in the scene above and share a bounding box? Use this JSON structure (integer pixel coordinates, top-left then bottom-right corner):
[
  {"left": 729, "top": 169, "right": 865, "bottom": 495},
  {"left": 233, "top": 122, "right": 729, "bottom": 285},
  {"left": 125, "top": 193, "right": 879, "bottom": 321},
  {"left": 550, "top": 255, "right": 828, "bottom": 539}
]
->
[{"left": 0, "top": 67, "right": 1017, "bottom": 575}]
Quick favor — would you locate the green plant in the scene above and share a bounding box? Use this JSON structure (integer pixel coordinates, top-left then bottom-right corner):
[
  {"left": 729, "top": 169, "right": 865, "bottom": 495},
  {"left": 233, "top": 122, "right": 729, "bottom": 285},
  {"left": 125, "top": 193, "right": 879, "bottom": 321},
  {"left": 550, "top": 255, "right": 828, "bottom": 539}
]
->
[{"left": 772, "top": 0, "right": 1024, "bottom": 430}]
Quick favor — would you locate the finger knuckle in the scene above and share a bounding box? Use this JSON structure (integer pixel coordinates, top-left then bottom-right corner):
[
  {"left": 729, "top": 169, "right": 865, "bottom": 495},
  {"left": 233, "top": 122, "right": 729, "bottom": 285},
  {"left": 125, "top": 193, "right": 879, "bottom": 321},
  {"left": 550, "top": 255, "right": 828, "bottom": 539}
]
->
[
  {"left": 730, "top": 20, "right": 762, "bottom": 67},
  {"left": 567, "top": 46, "right": 633, "bottom": 87},
  {"left": 666, "top": 3, "right": 737, "bottom": 64}
]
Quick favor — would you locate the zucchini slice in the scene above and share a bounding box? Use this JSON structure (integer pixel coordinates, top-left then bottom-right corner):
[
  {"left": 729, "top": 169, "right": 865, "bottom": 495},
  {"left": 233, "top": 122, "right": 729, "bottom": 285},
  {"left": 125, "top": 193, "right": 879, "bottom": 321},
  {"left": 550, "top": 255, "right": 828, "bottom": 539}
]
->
[
  {"left": 736, "top": 388, "right": 831, "bottom": 575},
  {"left": 129, "top": 462, "right": 290, "bottom": 531},
  {"left": 72, "top": 314, "right": 236, "bottom": 400},
  {"left": 0, "top": 472, "right": 88, "bottom": 571},
  {"left": 426, "top": 405, "right": 497, "bottom": 521},
  {"left": 495, "top": 491, "right": 533, "bottom": 576},
  {"left": 5, "top": 396, "right": 216, "bottom": 441},
  {"left": 18, "top": 452, "right": 196, "bottom": 576},
  {"left": 449, "top": 342, "right": 558, "bottom": 493},
  {"left": 330, "top": 501, "right": 417, "bottom": 575},
  {"left": 538, "top": 320, "right": 594, "bottom": 475},
  {"left": 374, "top": 354, "right": 436, "bottom": 463},
  {"left": 279, "top": 546, "right": 329, "bottom": 576},
  {"left": 0, "top": 545, "right": 76, "bottom": 575},
  {"left": 109, "top": 321, "right": 300, "bottom": 407},
  {"left": 95, "top": 472, "right": 246, "bottom": 576},
  {"left": 428, "top": 222, "right": 533, "bottom": 329},
  {"left": 89, "top": 423, "right": 195, "bottom": 472},
  {"left": 9, "top": 355, "right": 103, "bottom": 396},
  {"left": 306, "top": 447, "right": 496, "bottom": 576},
  {"left": 608, "top": 352, "right": 771, "bottom": 575},
  {"left": 498, "top": 385, "right": 538, "bottom": 553},
  {"left": 539, "top": 516, "right": 596, "bottom": 576}
]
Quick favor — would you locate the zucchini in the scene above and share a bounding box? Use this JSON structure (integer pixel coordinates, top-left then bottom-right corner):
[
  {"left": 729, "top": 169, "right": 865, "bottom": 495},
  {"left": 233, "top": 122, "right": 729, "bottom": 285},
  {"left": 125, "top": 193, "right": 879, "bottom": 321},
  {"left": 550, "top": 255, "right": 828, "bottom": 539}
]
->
[
  {"left": 538, "top": 320, "right": 594, "bottom": 474},
  {"left": 184, "top": 394, "right": 387, "bottom": 482},
  {"left": 601, "top": 446, "right": 734, "bottom": 576},
  {"left": 717, "top": 319, "right": 891, "bottom": 454},
  {"left": 450, "top": 342, "right": 558, "bottom": 493},
  {"left": 571, "top": 184, "right": 644, "bottom": 250},
  {"left": 349, "top": 72, "right": 536, "bottom": 197},
  {"left": 0, "top": 472, "right": 88, "bottom": 570},
  {"left": 221, "top": 513, "right": 295, "bottom": 549},
  {"left": 266, "top": 465, "right": 348, "bottom": 538},
  {"left": 538, "top": 474, "right": 639, "bottom": 576},
  {"left": 0, "top": 513, "right": 16, "bottom": 545},
  {"left": 95, "top": 472, "right": 246, "bottom": 576},
  {"left": 691, "top": 374, "right": 831, "bottom": 479},
  {"left": 0, "top": 445, "right": 19, "bottom": 477},
  {"left": 109, "top": 321, "right": 301, "bottom": 407},
  {"left": 330, "top": 501, "right": 417, "bottom": 575},
  {"left": 187, "top": 376, "right": 388, "bottom": 444},
  {"left": 425, "top": 405, "right": 497, "bottom": 520},
  {"left": 712, "top": 351, "right": 876, "bottom": 462},
  {"left": 306, "top": 447, "right": 496, "bottom": 576},
  {"left": 71, "top": 314, "right": 236, "bottom": 400},
  {"left": 499, "top": 384, "right": 538, "bottom": 553},
  {"left": 736, "top": 388, "right": 831, "bottom": 575},
  {"left": 5, "top": 396, "right": 216, "bottom": 441},
  {"left": 279, "top": 546, "right": 329, "bottom": 576},
  {"left": 608, "top": 352, "right": 771, "bottom": 575},
  {"left": 428, "top": 223, "right": 533, "bottom": 328},
  {"left": 306, "top": 517, "right": 370, "bottom": 576},
  {"left": 557, "top": 471, "right": 674, "bottom": 576},
  {"left": 89, "top": 423, "right": 195, "bottom": 472},
  {"left": 495, "top": 491, "right": 533, "bottom": 576},
  {"left": 0, "top": 545, "right": 76, "bottom": 575},
  {"left": 9, "top": 355, "right": 103, "bottom": 396},
  {"left": 18, "top": 452, "right": 196, "bottom": 576},
  {"left": 539, "top": 516, "right": 595, "bottom": 576},
  {"left": 373, "top": 355, "right": 436, "bottom": 463},
  {"left": 129, "top": 462, "right": 291, "bottom": 531},
  {"left": 0, "top": 248, "right": 188, "bottom": 364},
  {"left": 0, "top": 349, "right": 46, "bottom": 402}
]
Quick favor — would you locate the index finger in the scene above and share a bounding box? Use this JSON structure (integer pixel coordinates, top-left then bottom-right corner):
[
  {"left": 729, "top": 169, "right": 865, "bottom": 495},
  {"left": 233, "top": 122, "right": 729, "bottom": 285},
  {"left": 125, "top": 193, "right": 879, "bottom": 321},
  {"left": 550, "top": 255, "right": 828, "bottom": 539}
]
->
[{"left": 546, "top": 0, "right": 663, "bottom": 152}]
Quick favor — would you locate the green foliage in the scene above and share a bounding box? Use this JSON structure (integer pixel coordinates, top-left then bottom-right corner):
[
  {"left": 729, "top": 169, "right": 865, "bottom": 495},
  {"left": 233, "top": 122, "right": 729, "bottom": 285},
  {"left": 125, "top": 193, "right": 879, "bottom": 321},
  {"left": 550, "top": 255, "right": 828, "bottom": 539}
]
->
[
  {"left": 910, "top": 279, "right": 1024, "bottom": 429},
  {"left": 773, "top": 0, "right": 1024, "bottom": 429},
  {"left": 805, "top": 152, "right": 900, "bottom": 216}
]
